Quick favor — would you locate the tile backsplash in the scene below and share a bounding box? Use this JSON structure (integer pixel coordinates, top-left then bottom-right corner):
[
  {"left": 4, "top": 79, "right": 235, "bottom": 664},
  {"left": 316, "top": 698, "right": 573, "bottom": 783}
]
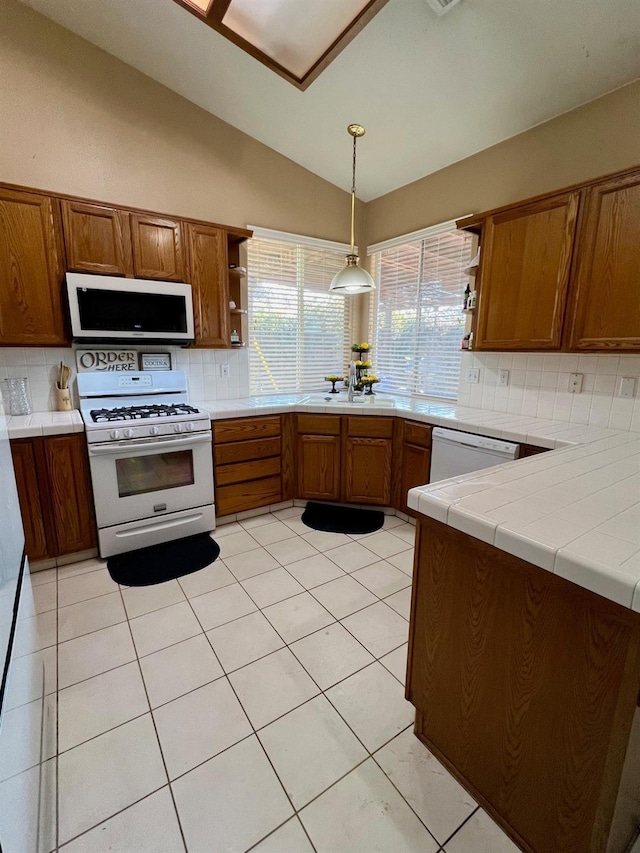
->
[
  {"left": 0, "top": 346, "right": 250, "bottom": 412},
  {"left": 457, "top": 352, "right": 640, "bottom": 432}
]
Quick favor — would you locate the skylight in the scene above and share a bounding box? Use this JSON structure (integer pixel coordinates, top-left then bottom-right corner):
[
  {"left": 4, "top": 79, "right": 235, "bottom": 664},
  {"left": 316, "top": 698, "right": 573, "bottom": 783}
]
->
[{"left": 172, "top": 0, "right": 390, "bottom": 89}]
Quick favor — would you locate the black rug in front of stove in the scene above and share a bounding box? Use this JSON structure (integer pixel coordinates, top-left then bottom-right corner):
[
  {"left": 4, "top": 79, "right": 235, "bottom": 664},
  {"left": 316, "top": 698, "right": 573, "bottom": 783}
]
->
[
  {"left": 107, "top": 533, "right": 220, "bottom": 587},
  {"left": 301, "top": 501, "right": 384, "bottom": 535}
]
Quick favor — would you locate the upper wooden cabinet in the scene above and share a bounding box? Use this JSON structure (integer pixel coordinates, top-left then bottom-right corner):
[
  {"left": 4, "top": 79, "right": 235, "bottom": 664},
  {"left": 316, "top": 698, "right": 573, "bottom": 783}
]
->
[
  {"left": 130, "top": 213, "right": 185, "bottom": 281},
  {"left": 461, "top": 164, "right": 640, "bottom": 352},
  {"left": 567, "top": 171, "right": 640, "bottom": 351},
  {"left": 0, "top": 188, "right": 67, "bottom": 345},
  {"left": 186, "top": 223, "right": 230, "bottom": 348},
  {"left": 62, "top": 201, "right": 186, "bottom": 282},
  {"left": 61, "top": 200, "right": 133, "bottom": 276},
  {"left": 474, "top": 192, "right": 581, "bottom": 350}
]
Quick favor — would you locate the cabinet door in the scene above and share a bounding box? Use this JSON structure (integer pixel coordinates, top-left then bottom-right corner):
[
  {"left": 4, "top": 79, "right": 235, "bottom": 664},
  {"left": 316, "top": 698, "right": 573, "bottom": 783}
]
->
[
  {"left": 475, "top": 192, "right": 580, "bottom": 350},
  {"left": 343, "top": 437, "right": 392, "bottom": 506},
  {"left": 400, "top": 442, "right": 431, "bottom": 515},
  {"left": 186, "top": 223, "right": 230, "bottom": 347},
  {"left": 297, "top": 434, "right": 341, "bottom": 501},
  {"left": 10, "top": 440, "right": 51, "bottom": 561},
  {"left": 0, "top": 188, "right": 67, "bottom": 345},
  {"left": 61, "top": 200, "right": 133, "bottom": 276},
  {"left": 43, "top": 434, "right": 97, "bottom": 555},
  {"left": 567, "top": 172, "right": 640, "bottom": 350},
  {"left": 130, "top": 214, "right": 185, "bottom": 281}
]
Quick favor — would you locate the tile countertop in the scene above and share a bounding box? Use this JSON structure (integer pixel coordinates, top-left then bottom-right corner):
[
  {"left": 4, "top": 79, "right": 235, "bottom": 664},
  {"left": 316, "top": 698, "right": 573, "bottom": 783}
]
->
[
  {"left": 5, "top": 409, "right": 84, "bottom": 439},
  {"left": 8, "top": 395, "right": 640, "bottom": 613}
]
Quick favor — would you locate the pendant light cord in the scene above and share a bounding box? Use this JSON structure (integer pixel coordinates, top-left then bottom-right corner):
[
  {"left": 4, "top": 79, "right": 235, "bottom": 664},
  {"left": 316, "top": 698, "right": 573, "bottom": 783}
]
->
[{"left": 350, "top": 132, "right": 357, "bottom": 255}]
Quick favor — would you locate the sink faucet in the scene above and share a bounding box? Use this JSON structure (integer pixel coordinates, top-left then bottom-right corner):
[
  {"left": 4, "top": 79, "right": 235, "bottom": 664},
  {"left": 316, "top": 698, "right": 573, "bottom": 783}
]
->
[{"left": 347, "top": 360, "right": 357, "bottom": 402}]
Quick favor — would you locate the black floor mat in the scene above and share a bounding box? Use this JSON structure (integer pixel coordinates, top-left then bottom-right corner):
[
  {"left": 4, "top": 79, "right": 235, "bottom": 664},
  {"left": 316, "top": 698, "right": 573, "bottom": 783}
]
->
[
  {"left": 107, "top": 533, "right": 220, "bottom": 587},
  {"left": 301, "top": 501, "right": 384, "bottom": 535}
]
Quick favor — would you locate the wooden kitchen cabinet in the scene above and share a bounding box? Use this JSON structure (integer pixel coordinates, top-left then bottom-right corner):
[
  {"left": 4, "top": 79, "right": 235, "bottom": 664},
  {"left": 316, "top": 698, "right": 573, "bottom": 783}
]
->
[
  {"left": 63, "top": 202, "right": 186, "bottom": 282},
  {"left": 399, "top": 421, "right": 432, "bottom": 515},
  {"left": 342, "top": 416, "right": 394, "bottom": 506},
  {"left": 297, "top": 414, "right": 342, "bottom": 502},
  {"left": 61, "top": 199, "right": 133, "bottom": 276},
  {"left": 10, "top": 440, "right": 49, "bottom": 561},
  {"left": 213, "top": 416, "right": 283, "bottom": 516},
  {"left": 473, "top": 191, "right": 581, "bottom": 350},
  {"left": 0, "top": 188, "right": 67, "bottom": 346},
  {"left": 186, "top": 223, "right": 230, "bottom": 348},
  {"left": 567, "top": 169, "right": 640, "bottom": 350},
  {"left": 130, "top": 213, "right": 185, "bottom": 281},
  {"left": 407, "top": 516, "right": 640, "bottom": 853},
  {"left": 10, "top": 434, "right": 97, "bottom": 560}
]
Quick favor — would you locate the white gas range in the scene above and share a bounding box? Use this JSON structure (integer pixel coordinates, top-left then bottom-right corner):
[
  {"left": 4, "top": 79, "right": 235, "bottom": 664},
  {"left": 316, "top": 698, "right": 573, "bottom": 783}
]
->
[{"left": 78, "top": 371, "right": 215, "bottom": 558}]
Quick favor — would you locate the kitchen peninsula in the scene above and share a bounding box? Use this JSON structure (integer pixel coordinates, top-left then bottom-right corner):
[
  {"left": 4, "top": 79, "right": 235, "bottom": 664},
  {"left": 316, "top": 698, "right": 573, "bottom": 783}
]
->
[{"left": 406, "top": 431, "right": 640, "bottom": 853}]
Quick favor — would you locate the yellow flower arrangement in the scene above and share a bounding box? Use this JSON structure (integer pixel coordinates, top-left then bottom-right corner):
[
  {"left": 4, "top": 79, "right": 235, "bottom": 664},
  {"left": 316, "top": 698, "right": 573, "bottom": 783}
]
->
[{"left": 324, "top": 375, "right": 344, "bottom": 381}]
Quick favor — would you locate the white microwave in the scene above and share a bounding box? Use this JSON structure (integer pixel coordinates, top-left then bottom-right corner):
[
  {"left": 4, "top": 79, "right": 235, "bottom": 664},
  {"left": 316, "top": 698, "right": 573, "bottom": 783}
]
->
[{"left": 66, "top": 273, "right": 195, "bottom": 343}]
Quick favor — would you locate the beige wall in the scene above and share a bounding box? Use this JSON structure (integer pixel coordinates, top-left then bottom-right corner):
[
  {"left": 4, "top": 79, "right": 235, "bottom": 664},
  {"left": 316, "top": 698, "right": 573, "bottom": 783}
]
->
[
  {"left": 0, "top": 0, "right": 353, "bottom": 242},
  {"left": 365, "top": 80, "right": 640, "bottom": 246}
]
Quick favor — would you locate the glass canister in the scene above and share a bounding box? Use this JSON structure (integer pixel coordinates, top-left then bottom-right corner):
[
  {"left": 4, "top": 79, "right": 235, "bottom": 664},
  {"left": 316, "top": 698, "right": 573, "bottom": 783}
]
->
[{"left": 2, "top": 378, "right": 32, "bottom": 416}]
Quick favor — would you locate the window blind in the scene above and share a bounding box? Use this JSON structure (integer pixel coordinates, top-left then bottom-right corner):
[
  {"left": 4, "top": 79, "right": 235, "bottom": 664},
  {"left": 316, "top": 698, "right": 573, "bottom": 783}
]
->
[
  {"left": 371, "top": 223, "right": 473, "bottom": 400},
  {"left": 247, "top": 235, "right": 353, "bottom": 394}
]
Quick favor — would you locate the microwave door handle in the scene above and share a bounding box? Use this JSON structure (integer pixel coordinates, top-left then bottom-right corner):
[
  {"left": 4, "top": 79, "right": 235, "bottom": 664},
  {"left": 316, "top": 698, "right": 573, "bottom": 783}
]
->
[{"left": 88, "top": 432, "right": 211, "bottom": 456}]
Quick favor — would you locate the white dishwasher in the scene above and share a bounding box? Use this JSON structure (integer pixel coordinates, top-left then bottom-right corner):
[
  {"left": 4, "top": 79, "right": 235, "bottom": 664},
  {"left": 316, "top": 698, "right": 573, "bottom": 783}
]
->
[{"left": 430, "top": 427, "right": 519, "bottom": 482}]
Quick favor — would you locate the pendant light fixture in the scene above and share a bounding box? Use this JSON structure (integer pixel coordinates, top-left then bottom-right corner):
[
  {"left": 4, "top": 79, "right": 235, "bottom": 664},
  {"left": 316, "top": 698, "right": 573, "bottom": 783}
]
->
[{"left": 330, "top": 124, "right": 376, "bottom": 295}]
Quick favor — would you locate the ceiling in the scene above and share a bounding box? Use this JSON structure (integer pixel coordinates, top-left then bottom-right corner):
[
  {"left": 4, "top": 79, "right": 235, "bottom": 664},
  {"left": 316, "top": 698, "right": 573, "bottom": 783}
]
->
[{"left": 19, "top": 0, "right": 640, "bottom": 201}]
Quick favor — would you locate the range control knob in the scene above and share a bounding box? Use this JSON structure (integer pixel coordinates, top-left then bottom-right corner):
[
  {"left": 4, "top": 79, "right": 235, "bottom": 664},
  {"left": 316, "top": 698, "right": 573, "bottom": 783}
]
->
[
  {"left": 185, "top": 422, "right": 195, "bottom": 432},
  {"left": 149, "top": 426, "right": 160, "bottom": 436},
  {"left": 109, "top": 429, "right": 121, "bottom": 440},
  {"left": 173, "top": 423, "right": 184, "bottom": 434},
  {"left": 124, "top": 428, "right": 134, "bottom": 439}
]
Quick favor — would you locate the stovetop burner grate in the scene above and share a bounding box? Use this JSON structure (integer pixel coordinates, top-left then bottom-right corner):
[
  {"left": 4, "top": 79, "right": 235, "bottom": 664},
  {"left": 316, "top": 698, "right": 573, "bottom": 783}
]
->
[{"left": 90, "top": 403, "right": 201, "bottom": 423}]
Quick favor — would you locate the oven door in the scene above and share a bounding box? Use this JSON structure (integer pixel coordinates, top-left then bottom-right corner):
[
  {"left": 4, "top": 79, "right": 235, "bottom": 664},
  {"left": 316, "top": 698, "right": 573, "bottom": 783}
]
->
[{"left": 87, "top": 432, "right": 214, "bottom": 528}]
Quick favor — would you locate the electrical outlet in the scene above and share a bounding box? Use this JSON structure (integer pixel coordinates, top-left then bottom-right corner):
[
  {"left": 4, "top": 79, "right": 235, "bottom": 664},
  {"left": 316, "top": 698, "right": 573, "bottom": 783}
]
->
[
  {"left": 466, "top": 368, "right": 480, "bottom": 384},
  {"left": 618, "top": 376, "right": 637, "bottom": 399},
  {"left": 219, "top": 363, "right": 230, "bottom": 379},
  {"left": 568, "top": 373, "right": 583, "bottom": 394},
  {"left": 498, "top": 369, "right": 510, "bottom": 387}
]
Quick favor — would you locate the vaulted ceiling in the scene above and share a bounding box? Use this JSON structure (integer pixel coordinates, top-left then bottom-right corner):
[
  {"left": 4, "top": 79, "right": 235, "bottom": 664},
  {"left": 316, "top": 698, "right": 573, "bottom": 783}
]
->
[{"left": 19, "top": 0, "right": 640, "bottom": 200}]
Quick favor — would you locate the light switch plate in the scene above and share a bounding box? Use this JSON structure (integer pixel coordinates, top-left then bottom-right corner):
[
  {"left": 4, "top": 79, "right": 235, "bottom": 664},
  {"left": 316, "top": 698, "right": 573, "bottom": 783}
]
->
[
  {"left": 568, "top": 373, "right": 583, "bottom": 394},
  {"left": 619, "top": 376, "right": 636, "bottom": 399},
  {"left": 466, "top": 368, "right": 480, "bottom": 384},
  {"left": 219, "top": 363, "right": 230, "bottom": 379},
  {"left": 498, "top": 370, "right": 510, "bottom": 387}
]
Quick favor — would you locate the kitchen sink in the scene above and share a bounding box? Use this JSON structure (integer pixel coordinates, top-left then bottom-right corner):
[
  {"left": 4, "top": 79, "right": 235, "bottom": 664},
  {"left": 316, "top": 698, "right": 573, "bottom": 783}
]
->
[{"left": 302, "top": 394, "right": 395, "bottom": 408}]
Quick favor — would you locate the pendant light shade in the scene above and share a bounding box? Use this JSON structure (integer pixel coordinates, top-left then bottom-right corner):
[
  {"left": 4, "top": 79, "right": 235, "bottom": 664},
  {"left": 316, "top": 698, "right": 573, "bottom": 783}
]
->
[{"left": 330, "top": 124, "right": 375, "bottom": 295}]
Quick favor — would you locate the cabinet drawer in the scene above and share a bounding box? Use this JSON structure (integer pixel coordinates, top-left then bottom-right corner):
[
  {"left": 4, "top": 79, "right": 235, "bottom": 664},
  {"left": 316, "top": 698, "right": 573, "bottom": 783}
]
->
[
  {"left": 296, "top": 415, "right": 341, "bottom": 436},
  {"left": 216, "top": 457, "right": 281, "bottom": 487},
  {"left": 403, "top": 421, "right": 432, "bottom": 448},
  {"left": 346, "top": 416, "right": 393, "bottom": 438},
  {"left": 216, "top": 476, "right": 282, "bottom": 516},
  {"left": 214, "top": 416, "right": 281, "bottom": 444},
  {"left": 215, "top": 436, "right": 281, "bottom": 466}
]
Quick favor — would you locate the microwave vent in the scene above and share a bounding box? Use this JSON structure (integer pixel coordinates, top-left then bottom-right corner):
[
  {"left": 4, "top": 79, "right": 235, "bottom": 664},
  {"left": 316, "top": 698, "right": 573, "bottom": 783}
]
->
[{"left": 425, "top": 0, "right": 463, "bottom": 15}]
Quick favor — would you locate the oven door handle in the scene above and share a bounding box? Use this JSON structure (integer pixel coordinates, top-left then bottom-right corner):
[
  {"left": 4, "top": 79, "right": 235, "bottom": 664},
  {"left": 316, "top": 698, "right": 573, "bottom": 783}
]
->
[{"left": 88, "top": 432, "right": 212, "bottom": 456}]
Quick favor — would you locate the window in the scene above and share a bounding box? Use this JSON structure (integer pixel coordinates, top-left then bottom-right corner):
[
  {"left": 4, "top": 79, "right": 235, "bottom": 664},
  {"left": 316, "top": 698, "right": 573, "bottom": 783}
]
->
[
  {"left": 247, "top": 228, "right": 353, "bottom": 395},
  {"left": 370, "top": 220, "right": 473, "bottom": 400}
]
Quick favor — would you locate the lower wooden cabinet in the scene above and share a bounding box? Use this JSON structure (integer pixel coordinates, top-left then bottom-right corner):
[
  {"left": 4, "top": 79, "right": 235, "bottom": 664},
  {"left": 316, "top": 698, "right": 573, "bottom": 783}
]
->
[
  {"left": 296, "top": 414, "right": 400, "bottom": 507},
  {"left": 298, "top": 434, "right": 341, "bottom": 501},
  {"left": 343, "top": 416, "right": 394, "bottom": 506},
  {"left": 11, "top": 433, "right": 97, "bottom": 561},
  {"left": 213, "top": 416, "right": 283, "bottom": 516},
  {"left": 212, "top": 413, "right": 435, "bottom": 516},
  {"left": 399, "top": 421, "right": 433, "bottom": 515}
]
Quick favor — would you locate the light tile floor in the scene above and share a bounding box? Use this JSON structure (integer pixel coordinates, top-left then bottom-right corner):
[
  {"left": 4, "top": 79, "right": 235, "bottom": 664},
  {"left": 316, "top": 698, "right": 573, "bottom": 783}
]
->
[{"left": 30, "top": 506, "right": 521, "bottom": 852}]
